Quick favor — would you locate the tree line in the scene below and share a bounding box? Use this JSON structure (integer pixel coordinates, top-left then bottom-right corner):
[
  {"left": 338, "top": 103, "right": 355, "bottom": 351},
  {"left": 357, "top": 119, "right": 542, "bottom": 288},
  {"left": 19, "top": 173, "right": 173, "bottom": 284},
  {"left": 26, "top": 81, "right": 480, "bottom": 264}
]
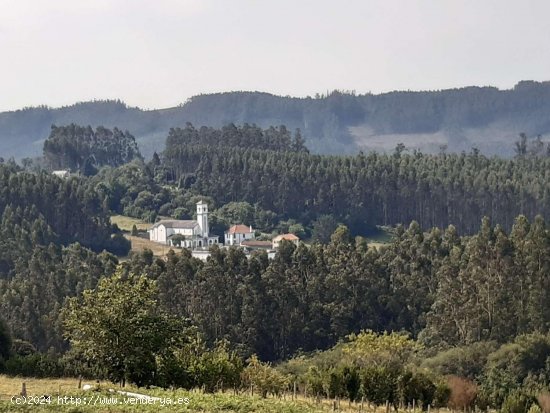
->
[{"left": 160, "top": 134, "right": 550, "bottom": 235}]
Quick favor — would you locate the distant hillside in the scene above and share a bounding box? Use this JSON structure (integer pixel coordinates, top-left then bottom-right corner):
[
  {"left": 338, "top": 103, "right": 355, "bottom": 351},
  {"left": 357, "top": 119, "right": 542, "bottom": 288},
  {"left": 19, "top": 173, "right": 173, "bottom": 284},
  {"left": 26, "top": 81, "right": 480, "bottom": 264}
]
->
[{"left": 2, "top": 80, "right": 550, "bottom": 159}]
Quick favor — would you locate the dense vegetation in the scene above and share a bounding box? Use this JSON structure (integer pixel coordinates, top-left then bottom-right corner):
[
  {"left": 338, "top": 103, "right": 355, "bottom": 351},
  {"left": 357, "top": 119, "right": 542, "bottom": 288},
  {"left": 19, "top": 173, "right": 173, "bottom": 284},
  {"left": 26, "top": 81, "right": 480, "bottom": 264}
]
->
[
  {"left": 0, "top": 161, "right": 128, "bottom": 353},
  {"left": 0, "top": 120, "right": 549, "bottom": 413},
  {"left": 4, "top": 81, "right": 550, "bottom": 159},
  {"left": 159, "top": 124, "right": 549, "bottom": 235},
  {"left": 43, "top": 124, "right": 142, "bottom": 173}
]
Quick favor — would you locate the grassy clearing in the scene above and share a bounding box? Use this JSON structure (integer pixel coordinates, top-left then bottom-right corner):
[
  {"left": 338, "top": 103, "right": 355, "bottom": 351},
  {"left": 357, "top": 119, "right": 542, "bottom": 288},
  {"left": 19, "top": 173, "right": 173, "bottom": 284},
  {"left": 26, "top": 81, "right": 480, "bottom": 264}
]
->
[
  {"left": 125, "top": 235, "right": 181, "bottom": 257},
  {"left": 0, "top": 375, "right": 329, "bottom": 412},
  {"left": 110, "top": 215, "right": 151, "bottom": 232}
]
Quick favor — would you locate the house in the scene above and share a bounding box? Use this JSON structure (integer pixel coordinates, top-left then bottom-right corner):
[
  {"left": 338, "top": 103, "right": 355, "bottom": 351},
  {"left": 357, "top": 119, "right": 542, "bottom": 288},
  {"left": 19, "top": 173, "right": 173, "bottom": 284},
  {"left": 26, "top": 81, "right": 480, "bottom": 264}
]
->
[
  {"left": 272, "top": 233, "right": 300, "bottom": 249},
  {"left": 225, "top": 224, "right": 255, "bottom": 246},
  {"left": 52, "top": 170, "right": 70, "bottom": 179},
  {"left": 148, "top": 201, "right": 219, "bottom": 249}
]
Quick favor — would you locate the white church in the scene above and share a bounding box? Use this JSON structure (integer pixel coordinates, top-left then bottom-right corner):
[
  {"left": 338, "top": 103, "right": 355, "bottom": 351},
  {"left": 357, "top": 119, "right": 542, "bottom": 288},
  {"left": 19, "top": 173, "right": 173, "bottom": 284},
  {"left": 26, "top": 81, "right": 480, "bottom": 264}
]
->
[{"left": 148, "top": 201, "right": 219, "bottom": 249}]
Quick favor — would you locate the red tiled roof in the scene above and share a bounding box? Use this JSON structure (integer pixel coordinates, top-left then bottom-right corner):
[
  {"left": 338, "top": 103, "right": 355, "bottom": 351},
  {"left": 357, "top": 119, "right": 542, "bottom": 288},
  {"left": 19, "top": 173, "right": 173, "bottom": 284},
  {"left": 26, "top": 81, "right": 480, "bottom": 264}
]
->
[
  {"left": 273, "top": 233, "right": 299, "bottom": 242},
  {"left": 226, "top": 224, "right": 253, "bottom": 234}
]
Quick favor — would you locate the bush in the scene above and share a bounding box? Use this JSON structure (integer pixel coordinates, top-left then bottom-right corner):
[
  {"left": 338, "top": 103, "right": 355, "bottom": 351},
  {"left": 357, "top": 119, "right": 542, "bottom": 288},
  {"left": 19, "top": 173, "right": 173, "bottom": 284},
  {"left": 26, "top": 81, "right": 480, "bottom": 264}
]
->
[
  {"left": 11, "top": 339, "right": 36, "bottom": 357},
  {"left": 482, "top": 333, "right": 550, "bottom": 407},
  {"left": 421, "top": 341, "right": 498, "bottom": 380},
  {"left": 5, "top": 353, "right": 64, "bottom": 378},
  {"left": 447, "top": 376, "right": 477, "bottom": 410},
  {"left": 305, "top": 366, "right": 325, "bottom": 397},
  {"left": 361, "top": 366, "right": 399, "bottom": 405},
  {"left": 433, "top": 381, "right": 451, "bottom": 408},
  {"left": 397, "top": 371, "right": 436, "bottom": 409},
  {"left": 242, "top": 355, "right": 289, "bottom": 398},
  {"left": 501, "top": 390, "right": 534, "bottom": 413}
]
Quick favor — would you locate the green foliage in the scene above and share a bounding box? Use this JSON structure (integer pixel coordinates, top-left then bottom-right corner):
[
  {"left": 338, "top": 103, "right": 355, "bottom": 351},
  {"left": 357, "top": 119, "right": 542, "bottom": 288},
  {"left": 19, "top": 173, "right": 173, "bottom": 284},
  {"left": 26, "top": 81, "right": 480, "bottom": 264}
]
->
[
  {"left": 242, "top": 355, "right": 289, "bottom": 398},
  {"left": 342, "top": 330, "right": 420, "bottom": 369},
  {"left": 311, "top": 215, "right": 339, "bottom": 243},
  {"left": 397, "top": 371, "right": 436, "bottom": 409},
  {"left": 433, "top": 381, "right": 451, "bottom": 408},
  {"left": 420, "top": 341, "right": 499, "bottom": 380},
  {"left": 62, "top": 269, "right": 192, "bottom": 387},
  {"left": 361, "top": 366, "right": 399, "bottom": 405},
  {"left": 481, "top": 333, "right": 550, "bottom": 407},
  {"left": 5, "top": 353, "right": 64, "bottom": 378},
  {"left": 501, "top": 390, "right": 534, "bottom": 413},
  {"left": 528, "top": 404, "right": 543, "bottom": 413},
  {"left": 43, "top": 124, "right": 142, "bottom": 172},
  {"left": 190, "top": 341, "right": 244, "bottom": 392}
]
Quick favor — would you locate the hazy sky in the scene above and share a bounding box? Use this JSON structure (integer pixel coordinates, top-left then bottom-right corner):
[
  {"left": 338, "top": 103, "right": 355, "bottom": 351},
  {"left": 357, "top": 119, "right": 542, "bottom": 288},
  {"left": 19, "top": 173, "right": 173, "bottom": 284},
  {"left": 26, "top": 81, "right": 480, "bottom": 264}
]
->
[{"left": 1, "top": 0, "right": 550, "bottom": 111}]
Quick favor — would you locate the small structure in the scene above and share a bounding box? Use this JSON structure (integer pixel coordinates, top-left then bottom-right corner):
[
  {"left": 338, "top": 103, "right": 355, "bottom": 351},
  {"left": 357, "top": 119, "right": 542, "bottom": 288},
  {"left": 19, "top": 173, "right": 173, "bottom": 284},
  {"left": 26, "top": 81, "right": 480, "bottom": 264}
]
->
[
  {"left": 148, "top": 201, "right": 219, "bottom": 249},
  {"left": 52, "top": 170, "right": 70, "bottom": 179},
  {"left": 225, "top": 224, "right": 255, "bottom": 246},
  {"left": 240, "top": 240, "right": 272, "bottom": 250},
  {"left": 272, "top": 233, "right": 300, "bottom": 249}
]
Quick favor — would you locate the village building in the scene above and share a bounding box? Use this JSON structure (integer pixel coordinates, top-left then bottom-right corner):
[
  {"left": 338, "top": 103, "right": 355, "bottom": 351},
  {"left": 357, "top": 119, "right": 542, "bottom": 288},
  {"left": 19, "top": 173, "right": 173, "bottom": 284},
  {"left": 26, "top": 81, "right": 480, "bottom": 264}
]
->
[
  {"left": 272, "top": 233, "right": 300, "bottom": 249},
  {"left": 52, "top": 170, "right": 70, "bottom": 179},
  {"left": 148, "top": 201, "right": 219, "bottom": 249},
  {"left": 225, "top": 224, "right": 255, "bottom": 246},
  {"left": 240, "top": 240, "right": 272, "bottom": 250}
]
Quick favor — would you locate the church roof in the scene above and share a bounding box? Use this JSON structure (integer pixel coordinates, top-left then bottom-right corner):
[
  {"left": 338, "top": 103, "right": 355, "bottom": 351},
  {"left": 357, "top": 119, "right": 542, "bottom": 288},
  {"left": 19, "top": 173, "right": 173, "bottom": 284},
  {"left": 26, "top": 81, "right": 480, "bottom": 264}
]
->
[
  {"left": 226, "top": 224, "right": 253, "bottom": 234},
  {"left": 150, "top": 220, "right": 199, "bottom": 229}
]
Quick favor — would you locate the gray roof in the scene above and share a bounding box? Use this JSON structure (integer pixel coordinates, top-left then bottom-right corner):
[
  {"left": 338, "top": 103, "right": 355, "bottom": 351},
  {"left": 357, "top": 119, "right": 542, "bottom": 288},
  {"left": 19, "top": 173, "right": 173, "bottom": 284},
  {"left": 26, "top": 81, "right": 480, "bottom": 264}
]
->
[{"left": 151, "top": 220, "right": 199, "bottom": 229}]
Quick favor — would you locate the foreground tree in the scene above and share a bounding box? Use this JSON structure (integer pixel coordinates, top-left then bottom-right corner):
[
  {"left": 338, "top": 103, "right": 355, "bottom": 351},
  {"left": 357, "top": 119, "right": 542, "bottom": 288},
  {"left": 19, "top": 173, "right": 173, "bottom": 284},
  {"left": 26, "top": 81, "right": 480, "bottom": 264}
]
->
[{"left": 62, "top": 269, "right": 190, "bottom": 387}]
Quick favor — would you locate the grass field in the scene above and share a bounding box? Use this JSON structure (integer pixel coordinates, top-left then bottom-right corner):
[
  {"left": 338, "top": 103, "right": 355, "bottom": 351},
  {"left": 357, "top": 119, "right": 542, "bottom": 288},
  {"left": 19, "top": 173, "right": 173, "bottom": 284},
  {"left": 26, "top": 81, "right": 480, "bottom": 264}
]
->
[
  {"left": 110, "top": 215, "right": 151, "bottom": 232},
  {"left": 126, "top": 235, "right": 182, "bottom": 256},
  {"left": 110, "top": 215, "right": 182, "bottom": 257},
  {"left": 0, "top": 375, "right": 347, "bottom": 412}
]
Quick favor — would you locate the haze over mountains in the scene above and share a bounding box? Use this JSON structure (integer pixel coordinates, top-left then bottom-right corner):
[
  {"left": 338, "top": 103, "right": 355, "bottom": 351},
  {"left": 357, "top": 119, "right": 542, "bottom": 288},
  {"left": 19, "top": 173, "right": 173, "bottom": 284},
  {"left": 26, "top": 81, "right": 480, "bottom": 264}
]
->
[{"left": 2, "top": 80, "right": 550, "bottom": 160}]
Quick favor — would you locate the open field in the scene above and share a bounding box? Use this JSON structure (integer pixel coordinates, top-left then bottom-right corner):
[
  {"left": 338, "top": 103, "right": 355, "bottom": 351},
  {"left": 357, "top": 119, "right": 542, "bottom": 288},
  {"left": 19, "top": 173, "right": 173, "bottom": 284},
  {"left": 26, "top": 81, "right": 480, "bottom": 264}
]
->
[
  {"left": 126, "top": 235, "right": 181, "bottom": 257},
  {"left": 110, "top": 215, "right": 152, "bottom": 232},
  {"left": 0, "top": 375, "right": 350, "bottom": 412}
]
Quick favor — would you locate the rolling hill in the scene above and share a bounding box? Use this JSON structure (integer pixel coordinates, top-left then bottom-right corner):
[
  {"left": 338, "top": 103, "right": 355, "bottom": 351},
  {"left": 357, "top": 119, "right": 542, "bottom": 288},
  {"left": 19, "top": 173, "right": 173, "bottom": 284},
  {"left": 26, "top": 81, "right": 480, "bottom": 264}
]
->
[{"left": 2, "top": 80, "right": 550, "bottom": 160}]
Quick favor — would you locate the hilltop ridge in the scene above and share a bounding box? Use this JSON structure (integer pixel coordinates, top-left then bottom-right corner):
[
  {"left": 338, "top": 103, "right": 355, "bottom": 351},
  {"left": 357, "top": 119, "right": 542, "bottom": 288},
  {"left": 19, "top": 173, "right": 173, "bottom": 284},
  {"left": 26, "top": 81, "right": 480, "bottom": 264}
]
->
[{"left": 2, "top": 81, "right": 550, "bottom": 159}]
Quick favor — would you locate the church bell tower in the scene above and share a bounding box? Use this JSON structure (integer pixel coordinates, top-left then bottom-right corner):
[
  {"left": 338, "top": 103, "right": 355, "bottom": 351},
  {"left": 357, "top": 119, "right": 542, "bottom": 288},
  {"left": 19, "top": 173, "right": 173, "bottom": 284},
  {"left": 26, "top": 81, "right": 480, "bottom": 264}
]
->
[{"left": 196, "top": 200, "right": 209, "bottom": 237}]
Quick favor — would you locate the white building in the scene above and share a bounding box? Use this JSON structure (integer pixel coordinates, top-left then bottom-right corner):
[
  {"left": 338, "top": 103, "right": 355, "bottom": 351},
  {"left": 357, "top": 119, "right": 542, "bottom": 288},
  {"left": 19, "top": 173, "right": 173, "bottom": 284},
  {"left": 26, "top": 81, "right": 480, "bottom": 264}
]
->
[
  {"left": 225, "top": 224, "right": 254, "bottom": 246},
  {"left": 52, "top": 170, "right": 70, "bottom": 179},
  {"left": 148, "top": 201, "right": 219, "bottom": 249}
]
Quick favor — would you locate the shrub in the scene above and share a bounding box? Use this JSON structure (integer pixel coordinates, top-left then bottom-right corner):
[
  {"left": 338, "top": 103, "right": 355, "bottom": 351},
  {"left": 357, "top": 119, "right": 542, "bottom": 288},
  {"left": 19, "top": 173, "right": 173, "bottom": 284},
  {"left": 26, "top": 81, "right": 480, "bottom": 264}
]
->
[
  {"left": 447, "top": 376, "right": 477, "bottom": 410},
  {"left": 241, "top": 355, "right": 289, "bottom": 398},
  {"left": 421, "top": 341, "right": 498, "bottom": 380},
  {"left": 528, "top": 404, "right": 543, "bottom": 413},
  {"left": 501, "top": 390, "right": 533, "bottom": 413},
  {"left": 305, "top": 366, "right": 325, "bottom": 397},
  {"left": 397, "top": 371, "right": 436, "bottom": 409},
  {"left": 433, "top": 381, "right": 451, "bottom": 408},
  {"left": 5, "top": 353, "right": 64, "bottom": 378},
  {"left": 361, "top": 366, "right": 399, "bottom": 405}
]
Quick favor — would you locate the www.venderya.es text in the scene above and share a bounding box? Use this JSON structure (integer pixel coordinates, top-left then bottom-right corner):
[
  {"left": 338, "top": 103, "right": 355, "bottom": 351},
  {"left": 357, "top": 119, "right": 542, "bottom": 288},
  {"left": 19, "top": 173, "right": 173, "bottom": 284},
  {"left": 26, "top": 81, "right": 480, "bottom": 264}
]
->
[{"left": 11, "top": 395, "right": 190, "bottom": 406}]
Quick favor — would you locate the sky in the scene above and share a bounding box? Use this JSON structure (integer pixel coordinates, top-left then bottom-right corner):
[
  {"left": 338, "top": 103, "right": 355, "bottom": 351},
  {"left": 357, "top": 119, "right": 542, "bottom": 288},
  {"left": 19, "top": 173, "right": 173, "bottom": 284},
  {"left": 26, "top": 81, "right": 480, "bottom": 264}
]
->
[{"left": 1, "top": 0, "right": 550, "bottom": 112}]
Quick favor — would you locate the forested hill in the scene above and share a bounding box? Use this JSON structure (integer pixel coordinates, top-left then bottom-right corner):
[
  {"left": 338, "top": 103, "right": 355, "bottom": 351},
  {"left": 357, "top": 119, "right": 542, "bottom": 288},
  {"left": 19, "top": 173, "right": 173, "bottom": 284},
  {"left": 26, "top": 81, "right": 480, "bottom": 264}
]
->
[{"left": 2, "top": 80, "right": 550, "bottom": 159}]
